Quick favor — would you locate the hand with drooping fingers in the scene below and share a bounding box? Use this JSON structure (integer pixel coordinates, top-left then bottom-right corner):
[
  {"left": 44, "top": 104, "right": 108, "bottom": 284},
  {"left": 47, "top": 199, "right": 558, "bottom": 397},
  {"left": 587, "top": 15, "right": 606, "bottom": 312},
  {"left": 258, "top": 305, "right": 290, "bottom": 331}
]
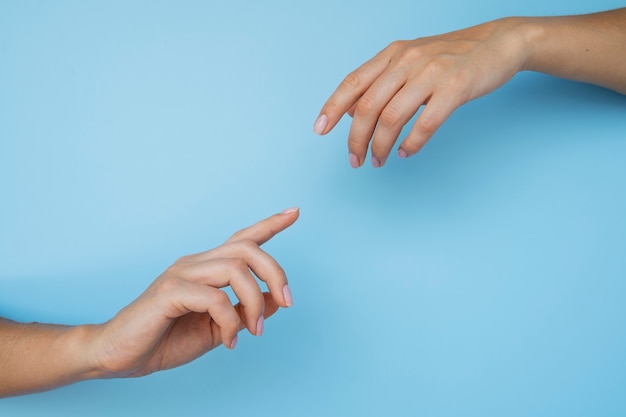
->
[
  {"left": 314, "top": 9, "right": 626, "bottom": 168},
  {"left": 314, "top": 19, "right": 530, "bottom": 168},
  {"left": 87, "top": 207, "right": 299, "bottom": 378}
]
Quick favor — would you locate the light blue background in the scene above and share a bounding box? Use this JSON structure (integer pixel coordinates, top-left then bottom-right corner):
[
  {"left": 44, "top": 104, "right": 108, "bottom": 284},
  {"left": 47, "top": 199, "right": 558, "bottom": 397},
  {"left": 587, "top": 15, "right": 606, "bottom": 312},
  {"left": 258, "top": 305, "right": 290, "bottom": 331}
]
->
[{"left": 1, "top": 1, "right": 626, "bottom": 415}]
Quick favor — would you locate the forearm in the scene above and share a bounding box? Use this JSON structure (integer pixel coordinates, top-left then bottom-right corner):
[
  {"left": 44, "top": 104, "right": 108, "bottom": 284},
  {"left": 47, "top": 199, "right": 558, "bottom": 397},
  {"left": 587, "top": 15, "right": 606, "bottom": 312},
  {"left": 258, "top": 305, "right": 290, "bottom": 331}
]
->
[
  {"left": 519, "top": 8, "right": 626, "bottom": 93},
  {"left": 0, "top": 318, "right": 99, "bottom": 397}
]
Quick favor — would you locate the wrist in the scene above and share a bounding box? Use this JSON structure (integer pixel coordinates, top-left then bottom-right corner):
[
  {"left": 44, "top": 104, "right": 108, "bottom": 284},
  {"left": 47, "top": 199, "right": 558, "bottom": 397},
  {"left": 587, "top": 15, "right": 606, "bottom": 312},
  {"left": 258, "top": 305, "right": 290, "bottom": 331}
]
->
[
  {"left": 81, "top": 323, "right": 131, "bottom": 379},
  {"left": 512, "top": 17, "right": 549, "bottom": 72},
  {"left": 60, "top": 324, "right": 104, "bottom": 381},
  {"left": 493, "top": 16, "right": 545, "bottom": 73}
]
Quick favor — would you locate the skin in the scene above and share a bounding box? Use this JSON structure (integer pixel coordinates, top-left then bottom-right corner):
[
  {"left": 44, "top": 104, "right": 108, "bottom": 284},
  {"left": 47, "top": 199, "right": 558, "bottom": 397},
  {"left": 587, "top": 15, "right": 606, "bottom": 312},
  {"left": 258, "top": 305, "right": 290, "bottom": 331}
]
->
[
  {"left": 314, "top": 8, "right": 626, "bottom": 168},
  {"left": 0, "top": 208, "right": 299, "bottom": 397}
]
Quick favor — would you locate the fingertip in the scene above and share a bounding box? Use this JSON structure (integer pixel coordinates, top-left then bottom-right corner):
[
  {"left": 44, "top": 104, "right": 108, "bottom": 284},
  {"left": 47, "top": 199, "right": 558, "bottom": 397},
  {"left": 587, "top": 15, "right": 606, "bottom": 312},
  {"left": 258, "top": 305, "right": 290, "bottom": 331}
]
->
[
  {"left": 313, "top": 114, "right": 328, "bottom": 135},
  {"left": 278, "top": 207, "right": 300, "bottom": 227},
  {"left": 229, "top": 335, "right": 238, "bottom": 350},
  {"left": 229, "top": 208, "right": 300, "bottom": 244},
  {"left": 280, "top": 207, "right": 300, "bottom": 225},
  {"left": 349, "top": 152, "right": 361, "bottom": 169},
  {"left": 256, "top": 315, "right": 264, "bottom": 336},
  {"left": 398, "top": 136, "right": 428, "bottom": 159},
  {"left": 279, "top": 207, "right": 300, "bottom": 215},
  {"left": 242, "top": 313, "right": 259, "bottom": 336},
  {"left": 282, "top": 285, "right": 293, "bottom": 307}
]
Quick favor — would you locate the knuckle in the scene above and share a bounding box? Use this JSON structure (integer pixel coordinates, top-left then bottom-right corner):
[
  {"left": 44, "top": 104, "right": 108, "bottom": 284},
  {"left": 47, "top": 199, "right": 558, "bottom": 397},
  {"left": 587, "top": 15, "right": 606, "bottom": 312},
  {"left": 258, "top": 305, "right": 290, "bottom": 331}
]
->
[
  {"left": 415, "top": 114, "right": 440, "bottom": 136},
  {"left": 401, "top": 139, "right": 423, "bottom": 155},
  {"left": 211, "top": 289, "right": 231, "bottom": 305},
  {"left": 341, "top": 70, "right": 362, "bottom": 89},
  {"left": 246, "top": 300, "right": 264, "bottom": 318},
  {"left": 225, "top": 257, "right": 248, "bottom": 273},
  {"left": 398, "top": 45, "right": 421, "bottom": 62},
  {"left": 354, "top": 95, "right": 376, "bottom": 116},
  {"left": 446, "top": 72, "right": 472, "bottom": 102},
  {"left": 222, "top": 312, "right": 241, "bottom": 329},
  {"left": 235, "top": 238, "right": 258, "bottom": 253},
  {"left": 226, "top": 317, "right": 241, "bottom": 332},
  {"left": 387, "top": 39, "right": 404, "bottom": 50},
  {"left": 348, "top": 135, "right": 368, "bottom": 153},
  {"left": 391, "top": 41, "right": 427, "bottom": 65},
  {"left": 386, "top": 40, "right": 408, "bottom": 56},
  {"left": 228, "top": 229, "right": 245, "bottom": 242},
  {"left": 324, "top": 97, "right": 342, "bottom": 114},
  {"left": 272, "top": 264, "right": 287, "bottom": 282},
  {"left": 423, "top": 54, "right": 457, "bottom": 78},
  {"left": 174, "top": 254, "right": 192, "bottom": 264},
  {"left": 424, "top": 59, "right": 445, "bottom": 76},
  {"left": 370, "top": 140, "right": 393, "bottom": 158},
  {"left": 449, "top": 68, "right": 469, "bottom": 85},
  {"left": 164, "top": 262, "right": 185, "bottom": 276},
  {"left": 379, "top": 105, "right": 403, "bottom": 128},
  {"left": 156, "top": 275, "right": 181, "bottom": 294}
]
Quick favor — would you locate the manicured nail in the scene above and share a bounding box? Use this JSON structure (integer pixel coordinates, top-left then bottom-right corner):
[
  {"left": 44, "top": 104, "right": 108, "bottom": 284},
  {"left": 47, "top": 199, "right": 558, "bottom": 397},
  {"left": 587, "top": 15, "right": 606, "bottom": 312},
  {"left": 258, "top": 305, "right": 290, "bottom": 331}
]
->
[
  {"left": 313, "top": 114, "right": 328, "bottom": 135},
  {"left": 371, "top": 156, "right": 381, "bottom": 168},
  {"left": 256, "top": 316, "right": 264, "bottom": 336},
  {"left": 283, "top": 285, "right": 293, "bottom": 307},
  {"left": 349, "top": 152, "right": 359, "bottom": 168},
  {"left": 398, "top": 148, "right": 409, "bottom": 159},
  {"left": 280, "top": 207, "right": 299, "bottom": 215},
  {"left": 230, "top": 335, "right": 238, "bottom": 350}
]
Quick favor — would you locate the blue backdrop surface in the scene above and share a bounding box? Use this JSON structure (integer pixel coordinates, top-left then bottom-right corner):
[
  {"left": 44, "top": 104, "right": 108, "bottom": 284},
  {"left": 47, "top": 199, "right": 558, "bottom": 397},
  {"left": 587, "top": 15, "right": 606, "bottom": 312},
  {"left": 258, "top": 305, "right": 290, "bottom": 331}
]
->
[{"left": 1, "top": 1, "right": 626, "bottom": 416}]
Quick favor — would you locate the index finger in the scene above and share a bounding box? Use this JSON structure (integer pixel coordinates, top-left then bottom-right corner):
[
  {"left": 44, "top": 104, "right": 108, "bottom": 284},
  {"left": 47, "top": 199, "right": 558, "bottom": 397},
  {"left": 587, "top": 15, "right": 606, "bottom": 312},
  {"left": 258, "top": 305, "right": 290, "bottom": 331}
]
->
[
  {"left": 226, "top": 207, "right": 300, "bottom": 246},
  {"left": 313, "top": 49, "right": 392, "bottom": 136}
]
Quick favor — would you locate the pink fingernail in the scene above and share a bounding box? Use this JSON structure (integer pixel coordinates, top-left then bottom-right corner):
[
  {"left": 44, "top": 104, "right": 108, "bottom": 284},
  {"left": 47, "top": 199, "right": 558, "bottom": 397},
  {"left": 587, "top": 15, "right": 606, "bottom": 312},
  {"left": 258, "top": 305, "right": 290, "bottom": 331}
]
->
[
  {"left": 372, "top": 156, "right": 381, "bottom": 168},
  {"left": 230, "top": 335, "right": 238, "bottom": 350},
  {"left": 313, "top": 114, "right": 328, "bottom": 135},
  {"left": 280, "top": 207, "right": 299, "bottom": 215},
  {"left": 349, "top": 153, "right": 359, "bottom": 168},
  {"left": 398, "top": 149, "right": 409, "bottom": 159},
  {"left": 256, "top": 316, "right": 264, "bottom": 336},
  {"left": 283, "top": 285, "right": 294, "bottom": 307}
]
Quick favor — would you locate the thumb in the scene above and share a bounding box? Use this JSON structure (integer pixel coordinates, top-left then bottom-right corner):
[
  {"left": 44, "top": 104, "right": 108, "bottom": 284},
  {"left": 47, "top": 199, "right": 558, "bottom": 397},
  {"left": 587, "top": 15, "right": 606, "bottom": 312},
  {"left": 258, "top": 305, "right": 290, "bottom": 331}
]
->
[{"left": 226, "top": 207, "right": 300, "bottom": 246}]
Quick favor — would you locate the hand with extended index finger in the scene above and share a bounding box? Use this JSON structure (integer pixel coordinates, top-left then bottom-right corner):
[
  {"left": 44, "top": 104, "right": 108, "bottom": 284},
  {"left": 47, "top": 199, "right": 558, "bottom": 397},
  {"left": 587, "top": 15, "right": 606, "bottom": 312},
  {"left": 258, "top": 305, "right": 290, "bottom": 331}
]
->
[{"left": 85, "top": 207, "right": 300, "bottom": 379}]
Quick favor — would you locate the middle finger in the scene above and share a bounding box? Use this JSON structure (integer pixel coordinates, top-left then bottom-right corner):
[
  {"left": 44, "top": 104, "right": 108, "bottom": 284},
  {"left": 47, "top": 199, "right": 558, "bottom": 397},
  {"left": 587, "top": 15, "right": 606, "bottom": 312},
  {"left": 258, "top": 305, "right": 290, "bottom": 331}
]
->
[{"left": 347, "top": 69, "right": 407, "bottom": 168}]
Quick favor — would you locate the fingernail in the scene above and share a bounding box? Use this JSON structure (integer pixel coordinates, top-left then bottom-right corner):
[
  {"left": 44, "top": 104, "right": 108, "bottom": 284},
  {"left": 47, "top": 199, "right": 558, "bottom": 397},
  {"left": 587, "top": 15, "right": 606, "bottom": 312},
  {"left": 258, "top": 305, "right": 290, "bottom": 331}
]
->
[
  {"left": 280, "top": 207, "right": 299, "bottom": 215},
  {"left": 230, "top": 335, "right": 238, "bottom": 350},
  {"left": 398, "top": 148, "right": 409, "bottom": 159},
  {"left": 313, "top": 114, "right": 328, "bottom": 135},
  {"left": 371, "top": 156, "right": 381, "bottom": 168},
  {"left": 283, "top": 285, "right": 293, "bottom": 307},
  {"left": 349, "top": 152, "right": 359, "bottom": 168},
  {"left": 256, "top": 316, "right": 264, "bottom": 336}
]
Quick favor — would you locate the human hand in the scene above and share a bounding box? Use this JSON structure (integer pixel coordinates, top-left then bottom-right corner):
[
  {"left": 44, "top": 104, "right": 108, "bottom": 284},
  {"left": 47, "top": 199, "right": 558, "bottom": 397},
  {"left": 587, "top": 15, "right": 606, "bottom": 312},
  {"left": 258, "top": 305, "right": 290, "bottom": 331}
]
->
[
  {"left": 314, "top": 18, "right": 531, "bottom": 167},
  {"left": 87, "top": 208, "right": 299, "bottom": 378}
]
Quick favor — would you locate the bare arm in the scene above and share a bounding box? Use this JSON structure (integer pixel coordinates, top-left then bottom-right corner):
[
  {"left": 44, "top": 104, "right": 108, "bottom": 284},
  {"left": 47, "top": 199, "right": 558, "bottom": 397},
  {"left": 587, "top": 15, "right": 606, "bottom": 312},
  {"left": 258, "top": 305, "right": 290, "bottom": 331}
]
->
[
  {"left": 0, "top": 319, "right": 96, "bottom": 397},
  {"left": 315, "top": 8, "right": 626, "bottom": 167},
  {"left": 523, "top": 8, "right": 626, "bottom": 93}
]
